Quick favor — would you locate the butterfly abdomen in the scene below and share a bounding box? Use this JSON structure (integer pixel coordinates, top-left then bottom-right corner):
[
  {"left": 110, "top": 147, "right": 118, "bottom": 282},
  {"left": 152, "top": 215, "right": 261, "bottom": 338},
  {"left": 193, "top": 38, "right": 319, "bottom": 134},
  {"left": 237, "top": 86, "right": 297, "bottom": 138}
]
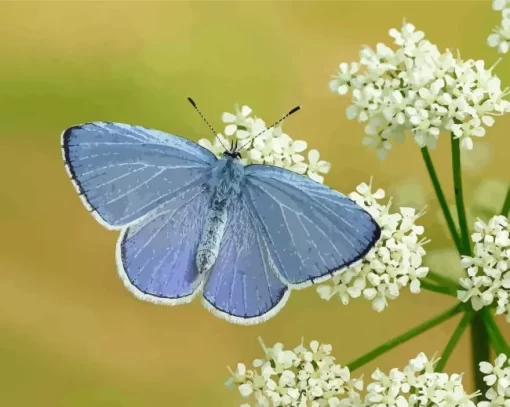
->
[
  {"left": 196, "top": 198, "right": 228, "bottom": 274},
  {"left": 196, "top": 157, "right": 245, "bottom": 274}
]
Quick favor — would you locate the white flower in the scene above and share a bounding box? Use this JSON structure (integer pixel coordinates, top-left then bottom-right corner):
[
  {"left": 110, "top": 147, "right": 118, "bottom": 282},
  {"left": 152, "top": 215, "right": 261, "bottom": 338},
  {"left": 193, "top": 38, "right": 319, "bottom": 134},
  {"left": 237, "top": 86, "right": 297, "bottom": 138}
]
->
[
  {"left": 200, "top": 103, "right": 330, "bottom": 182},
  {"left": 329, "top": 21, "right": 510, "bottom": 158},
  {"left": 317, "top": 180, "right": 429, "bottom": 311},
  {"left": 226, "top": 337, "right": 364, "bottom": 407},
  {"left": 329, "top": 62, "right": 360, "bottom": 95},
  {"left": 222, "top": 104, "right": 253, "bottom": 136},
  {"left": 307, "top": 150, "right": 331, "bottom": 183},
  {"left": 273, "top": 127, "right": 308, "bottom": 174},
  {"left": 493, "top": 0, "right": 510, "bottom": 11},
  {"left": 478, "top": 353, "right": 510, "bottom": 407},
  {"left": 366, "top": 353, "right": 479, "bottom": 407},
  {"left": 488, "top": 1, "right": 510, "bottom": 54},
  {"left": 457, "top": 215, "right": 510, "bottom": 321},
  {"left": 227, "top": 347, "right": 479, "bottom": 407}
]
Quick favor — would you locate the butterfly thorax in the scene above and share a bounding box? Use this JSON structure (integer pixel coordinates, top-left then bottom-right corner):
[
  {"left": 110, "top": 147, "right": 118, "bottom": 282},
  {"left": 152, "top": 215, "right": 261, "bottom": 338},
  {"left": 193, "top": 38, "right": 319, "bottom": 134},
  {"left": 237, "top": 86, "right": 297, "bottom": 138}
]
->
[
  {"left": 196, "top": 157, "right": 245, "bottom": 275},
  {"left": 209, "top": 156, "right": 244, "bottom": 199}
]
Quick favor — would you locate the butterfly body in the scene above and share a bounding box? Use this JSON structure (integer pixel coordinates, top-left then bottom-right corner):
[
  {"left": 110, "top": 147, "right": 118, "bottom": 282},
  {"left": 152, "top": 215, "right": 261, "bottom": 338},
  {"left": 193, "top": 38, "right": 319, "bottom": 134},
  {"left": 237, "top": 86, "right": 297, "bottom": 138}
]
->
[
  {"left": 197, "top": 156, "right": 244, "bottom": 274},
  {"left": 61, "top": 121, "right": 381, "bottom": 325}
]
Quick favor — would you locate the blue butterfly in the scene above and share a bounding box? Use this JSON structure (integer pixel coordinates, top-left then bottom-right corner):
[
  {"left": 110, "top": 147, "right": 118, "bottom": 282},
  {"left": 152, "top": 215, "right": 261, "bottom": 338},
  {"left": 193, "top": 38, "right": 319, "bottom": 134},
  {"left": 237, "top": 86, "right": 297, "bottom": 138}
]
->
[{"left": 61, "top": 99, "right": 381, "bottom": 325}]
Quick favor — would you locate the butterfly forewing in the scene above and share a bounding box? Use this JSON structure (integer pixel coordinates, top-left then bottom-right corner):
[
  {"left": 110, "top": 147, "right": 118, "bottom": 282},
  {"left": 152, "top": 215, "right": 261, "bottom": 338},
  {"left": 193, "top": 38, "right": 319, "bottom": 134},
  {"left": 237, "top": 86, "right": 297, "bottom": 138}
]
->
[
  {"left": 244, "top": 164, "right": 381, "bottom": 287},
  {"left": 61, "top": 122, "right": 217, "bottom": 229}
]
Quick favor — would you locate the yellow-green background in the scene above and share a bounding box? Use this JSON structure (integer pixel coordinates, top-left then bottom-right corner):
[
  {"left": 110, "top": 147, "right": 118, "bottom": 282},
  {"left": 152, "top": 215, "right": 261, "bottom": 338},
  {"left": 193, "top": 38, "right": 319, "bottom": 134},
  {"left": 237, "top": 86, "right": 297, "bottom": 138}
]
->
[{"left": 1, "top": 1, "right": 509, "bottom": 406}]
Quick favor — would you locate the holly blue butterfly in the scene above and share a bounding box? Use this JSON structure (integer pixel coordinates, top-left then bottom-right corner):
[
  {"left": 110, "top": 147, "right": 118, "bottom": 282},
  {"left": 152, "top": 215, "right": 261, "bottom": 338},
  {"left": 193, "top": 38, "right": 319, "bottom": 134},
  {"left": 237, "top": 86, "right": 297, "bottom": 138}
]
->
[{"left": 61, "top": 99, "right": 381, "bottom": 325}]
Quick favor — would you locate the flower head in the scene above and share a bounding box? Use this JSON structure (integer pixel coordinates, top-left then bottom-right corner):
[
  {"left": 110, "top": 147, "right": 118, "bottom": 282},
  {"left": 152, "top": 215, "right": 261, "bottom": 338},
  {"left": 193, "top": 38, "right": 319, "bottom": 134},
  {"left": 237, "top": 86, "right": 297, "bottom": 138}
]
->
[
  {"left": 223, "top": 104, "right": 253, "bottom": 137},
  {"left": 227, "top": 343, "right": 478, "bottom": 407},
  {"left": 198, "top": 104, "right": 331, "bottom": 183},
  {"left": 457, "top": 215, "right": 510, "bottom": 321},
  {"left": 226, "top": 337, "right": 363, "bottom": 407},
  {"left": 478, "top": 353, "right": 510, "bottom": 407},
  {"left": 317, "top": 180, "right": 429, "bottom": 312},
  {"left": 329, "top": 21, "right": 510, "bottom": 158},
  {"left": 488, "top": 0, "right": 510, "bottom": 54}
]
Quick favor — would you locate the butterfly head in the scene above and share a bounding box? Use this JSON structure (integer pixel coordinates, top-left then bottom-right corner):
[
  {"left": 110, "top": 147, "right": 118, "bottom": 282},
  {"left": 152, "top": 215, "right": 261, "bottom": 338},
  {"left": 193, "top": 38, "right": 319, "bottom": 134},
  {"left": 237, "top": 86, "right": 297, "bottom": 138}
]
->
[
  {"left": 222, "top": 139, "right": 242, "bottom": 160},
  {"left": 187, "top": 97, "right": 300, "bottom": 162}
]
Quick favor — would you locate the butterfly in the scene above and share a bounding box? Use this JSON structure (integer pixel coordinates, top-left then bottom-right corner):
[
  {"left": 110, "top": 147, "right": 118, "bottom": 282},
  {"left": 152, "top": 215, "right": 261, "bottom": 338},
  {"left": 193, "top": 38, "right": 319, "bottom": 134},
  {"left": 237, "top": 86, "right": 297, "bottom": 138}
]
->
[{"left": 61, "top": 99, "right": 381, "bottom": 325}]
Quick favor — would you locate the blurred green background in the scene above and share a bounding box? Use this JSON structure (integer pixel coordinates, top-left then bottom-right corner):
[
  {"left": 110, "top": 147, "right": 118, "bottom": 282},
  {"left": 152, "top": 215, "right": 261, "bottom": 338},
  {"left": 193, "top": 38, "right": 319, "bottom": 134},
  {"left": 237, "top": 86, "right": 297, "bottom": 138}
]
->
[{"left": 1, "top": 1, "right": 509, "bottom": 406}]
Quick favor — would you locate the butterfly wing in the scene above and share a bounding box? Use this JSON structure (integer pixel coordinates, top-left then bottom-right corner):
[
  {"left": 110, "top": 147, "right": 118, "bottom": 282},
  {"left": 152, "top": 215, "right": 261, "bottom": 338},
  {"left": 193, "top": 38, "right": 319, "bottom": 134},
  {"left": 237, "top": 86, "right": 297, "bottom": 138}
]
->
[
  {"left": 61, "top": 121, "right": 217, "bottom": 229},
  {"left": 202, "top": 193, "right": 290, "bottom": 325},
  {"left": 117, "top": 181, "right": 213, "bottom": 304},
  {"left": 243, "top": 165, "right": 381, "bottom": 288}
]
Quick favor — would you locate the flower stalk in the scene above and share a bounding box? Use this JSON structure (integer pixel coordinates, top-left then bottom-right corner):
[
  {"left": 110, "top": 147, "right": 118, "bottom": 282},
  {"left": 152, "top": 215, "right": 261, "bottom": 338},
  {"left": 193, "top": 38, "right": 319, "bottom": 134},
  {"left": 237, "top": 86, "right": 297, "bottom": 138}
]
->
[
  {"left": 501, "top": 185, "right": 510, "bottom": 216},
  {"left": 347, "top": 303, "right": 464, "bottom": 372},
  {"left": 451, "top": 136, "right": 472, "bottom": 257},
  {"left": 483, "top": 311, "right": 510, "bottom": 356},
  {"left": 421, "top": 280, "right": 456, "bottom": 296},
  {"left": 435, "top": 309, "right": 474, "bottom": 372},
  {"left": 451, "top": 134, "right": 490, "bottom": 400},
  {"left": 421, "top": 147, "right": 462, "bottom": 253}
]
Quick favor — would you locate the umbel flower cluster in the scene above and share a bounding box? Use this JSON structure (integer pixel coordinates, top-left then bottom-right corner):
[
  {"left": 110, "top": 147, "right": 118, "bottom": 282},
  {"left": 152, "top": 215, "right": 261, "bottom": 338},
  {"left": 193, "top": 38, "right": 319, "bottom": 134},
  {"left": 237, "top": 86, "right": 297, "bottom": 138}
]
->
[
  {"left": 198, "top": 105, "right": 331, "bottom": 183},
  {"left": 488, "top": 0, "right": 510, "bottom": 54},
  {"left": 317, "top": 180, "right": 429, "bottom": 312},
  {"left": 226, "top": 338, "right": 489, "bottom": 407},
  {"left": 329, "top": 21, "right": 510, "bottom": 159},
  {"left": 458, "top": 215, "right": 510, "bottom": 321},
  {"left": 478, "top": 353, "right": 510, "bottom": 407}
]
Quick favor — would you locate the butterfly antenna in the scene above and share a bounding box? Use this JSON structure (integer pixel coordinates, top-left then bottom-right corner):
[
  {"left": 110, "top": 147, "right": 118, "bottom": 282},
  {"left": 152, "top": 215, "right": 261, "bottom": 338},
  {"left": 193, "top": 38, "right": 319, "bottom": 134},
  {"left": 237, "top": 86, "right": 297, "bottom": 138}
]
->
[
  {"left": 187, "top": 97, "right": 229, "bottom": 151},
  {"left": 236, "top": 105, "right": 301, "bottom": 152}
]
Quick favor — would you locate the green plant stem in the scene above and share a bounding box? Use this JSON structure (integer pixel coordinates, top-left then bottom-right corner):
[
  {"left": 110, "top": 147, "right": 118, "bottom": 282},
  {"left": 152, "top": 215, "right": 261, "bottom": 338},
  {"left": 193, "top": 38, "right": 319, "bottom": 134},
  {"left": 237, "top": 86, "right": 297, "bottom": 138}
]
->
[
  {"left": 501, "top": 186, "right": 510, "bottom": 216},
  {"left": 426, "top": 270, "right": 459, "bottom": 289},
  {"left": 451, "top": 135, "right": 489, "bottom": 401},
  {"left": 471, "top": 310, "right": 491, "bottom": 400},
  {"left": 347, "top": 303, "right": 464, "bottom": 372},
  {"left": 421, "top": 280, "right": 455, "bottom": 296},
  {"left": 435, "top": 310, "right": 474, "bottom": 372},
  {"left": 483, "top": 311, "right": 510, "bottom": 356},
  {"left": 451, "top": 137, "right": 471, "bottom": 256},
  {"left": 420, "top": 147, "right": 462, "bottom": 253}
]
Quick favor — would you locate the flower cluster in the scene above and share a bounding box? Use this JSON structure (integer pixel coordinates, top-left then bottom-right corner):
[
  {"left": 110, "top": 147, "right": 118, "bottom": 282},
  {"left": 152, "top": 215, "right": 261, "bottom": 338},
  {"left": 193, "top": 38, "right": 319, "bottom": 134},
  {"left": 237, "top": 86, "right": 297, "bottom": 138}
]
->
[
  {"left": 488, "top": 0, "right": 510, "bottom": 54},
  {"left": 317, "top": 181, "right": 429, "bottom": 312},
  {"left": 226, "top": 339, "right": 479, "bottom": 407},
  {"left": 226, "top": 338, "right": 363, "bottom": 407},
  {"left": 479, "top": 353, "right": 510, "bottom": 407},
  {"left": 457, "top": 215, "right": 510, "bottom": 321},
  {"left": 329, "top": 21, "right": 510, "bottom": 158},
  {"left": 198, "top": 104, "right": 331, "bottom": 183}
]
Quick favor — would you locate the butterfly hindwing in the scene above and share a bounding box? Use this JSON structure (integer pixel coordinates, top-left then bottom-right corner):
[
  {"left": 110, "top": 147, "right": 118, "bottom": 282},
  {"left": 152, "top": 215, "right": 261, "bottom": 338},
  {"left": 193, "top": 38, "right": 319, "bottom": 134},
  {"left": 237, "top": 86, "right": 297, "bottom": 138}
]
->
[
  {"left": 202, "top": 193, "right": 290, "bottom": 325},
  {"left": 244, "top": 165, "right": 381, "bottom": 287},
  {"left": 62, "top": 122, "right": 217, "bottom": 229},
  {"left": 118, "top": 182, "right": 213, "bottom": 304}
]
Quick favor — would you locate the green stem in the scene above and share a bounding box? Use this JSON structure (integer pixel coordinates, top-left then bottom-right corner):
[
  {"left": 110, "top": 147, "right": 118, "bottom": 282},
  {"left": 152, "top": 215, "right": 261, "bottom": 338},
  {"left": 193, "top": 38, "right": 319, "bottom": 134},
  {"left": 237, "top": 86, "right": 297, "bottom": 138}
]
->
[
  {"left": 451, "top": 135, "right": 489, "bottom": 401},
  {"left": 501, "top": 186, "right": 510, "bottom": 216},
  {"left": 426, "top": 270, "right": 459, "bottom": 289},
  {"left": 471, "top": 310, "right": 491, "bottom": 400},
  {"left": 483, "top": 311, "right": 510, "bottom": 356},
  {"left": 435, "top": 310, "right": 474, "bottom": 372},
  {"left": 421, "top": 147, "right": 462, "bottom": 253},
  {"left": 421, "top": 280, "right": 455, "bottom": 296},
  {"left": 451, "top": 137, "right": 471, "bottom": 257},
  {"left": 347, "top": 303, "right": 464, "bottom": 372}
]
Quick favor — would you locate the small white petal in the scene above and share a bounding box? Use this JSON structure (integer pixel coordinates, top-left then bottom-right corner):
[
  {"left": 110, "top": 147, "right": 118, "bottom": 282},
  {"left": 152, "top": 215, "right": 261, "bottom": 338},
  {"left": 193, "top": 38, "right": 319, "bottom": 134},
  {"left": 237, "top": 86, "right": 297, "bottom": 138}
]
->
[
  {"left": 222, "top": 112, "right": 237, "bottom": 123},
  {"left": 308, "top": 149, "right": 320, "bottom": 165},
  {"left": 225, "top": 124, "right": 237, "bottom": 136},
  {"left": 240, "top": 105, "right": 252, "bottom": 117}
]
